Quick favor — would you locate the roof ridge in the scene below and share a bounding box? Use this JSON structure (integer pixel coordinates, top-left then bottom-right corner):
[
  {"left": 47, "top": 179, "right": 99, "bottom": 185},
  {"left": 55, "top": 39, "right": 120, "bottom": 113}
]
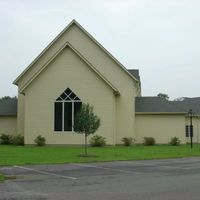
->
[{"left": 13, "top": 19, "right": 138, "bottom": 85}]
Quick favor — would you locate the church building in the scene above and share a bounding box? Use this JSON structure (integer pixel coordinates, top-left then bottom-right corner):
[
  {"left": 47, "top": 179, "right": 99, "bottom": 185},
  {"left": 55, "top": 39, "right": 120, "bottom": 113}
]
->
[{"left": 0, "top": 20, "right": 199, "bottom": 144}]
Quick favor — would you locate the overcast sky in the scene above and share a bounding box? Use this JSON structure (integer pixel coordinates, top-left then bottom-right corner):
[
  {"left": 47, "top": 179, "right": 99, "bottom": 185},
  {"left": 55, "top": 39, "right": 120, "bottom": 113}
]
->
[{"left": 0, "top": 0, "right": 200, "bottom": 100}]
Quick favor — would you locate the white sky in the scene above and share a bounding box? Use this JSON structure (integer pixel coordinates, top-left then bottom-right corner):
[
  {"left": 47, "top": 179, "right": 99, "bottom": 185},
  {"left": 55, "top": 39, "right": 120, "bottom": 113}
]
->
[{"left": 0, "top": 0, "right": 200, "bottom": 100}]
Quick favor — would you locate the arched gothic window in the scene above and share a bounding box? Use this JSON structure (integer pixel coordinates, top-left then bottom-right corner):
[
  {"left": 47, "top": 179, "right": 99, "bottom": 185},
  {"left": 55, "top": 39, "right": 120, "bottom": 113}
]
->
[{"left": 54, "top": 88, "right": 82, "bottom": 131}]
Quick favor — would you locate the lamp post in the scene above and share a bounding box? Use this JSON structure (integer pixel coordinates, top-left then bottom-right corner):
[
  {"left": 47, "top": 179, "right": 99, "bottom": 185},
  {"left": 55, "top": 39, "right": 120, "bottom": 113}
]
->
[{"left": 188, "top": 109, "right": 194, "bottom": 148}]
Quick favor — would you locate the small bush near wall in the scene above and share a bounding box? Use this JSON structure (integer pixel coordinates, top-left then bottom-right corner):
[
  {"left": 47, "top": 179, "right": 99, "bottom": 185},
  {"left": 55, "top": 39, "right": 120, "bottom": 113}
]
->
[
  {"left": 11, "top": 135, "right": 24, "bottom": 146},
  {"left": 89, "top": 135, "right": 106, "bottom": 147},
  {"left": 143, "top": 137, "right": 156, "bottom": 146},
  {"left": 169, "top": 137, "right": 181, "bottom": 146},
  {"left": 34, "top": 135, "right": 46, "bottom": 146},
  {"left": 121, "top": 137, "right": 135, "bottom": 146},
  {"left": 0, "top": 134, "right": 12, "bottom": 144}
]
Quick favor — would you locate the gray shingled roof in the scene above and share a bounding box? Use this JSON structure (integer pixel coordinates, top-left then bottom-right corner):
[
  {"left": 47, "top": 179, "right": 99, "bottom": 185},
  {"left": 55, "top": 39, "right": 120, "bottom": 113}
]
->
[
  {"left": 128, "top": 69, "right": 140, "bottom": 81},
  {"left": 136, "top": 97, "right": 200, "bottom": 115},
  {"left": 172, "top": 97, "right": 200, "bottom": 115},
  {"left": 0, "top": 99, "right": 17, "bottom": 116}
]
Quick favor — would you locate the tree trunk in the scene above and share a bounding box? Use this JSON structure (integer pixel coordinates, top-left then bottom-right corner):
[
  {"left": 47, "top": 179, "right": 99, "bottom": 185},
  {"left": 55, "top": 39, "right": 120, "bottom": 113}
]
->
[{"left": 85, "top": 133, "right": 87, "bottom": 156}]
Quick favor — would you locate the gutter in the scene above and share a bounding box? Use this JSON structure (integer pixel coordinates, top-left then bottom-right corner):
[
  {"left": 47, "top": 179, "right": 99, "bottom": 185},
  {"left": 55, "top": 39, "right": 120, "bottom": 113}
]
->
[{"left": 135, "top": 112, "right": 187, "bottom": 115}]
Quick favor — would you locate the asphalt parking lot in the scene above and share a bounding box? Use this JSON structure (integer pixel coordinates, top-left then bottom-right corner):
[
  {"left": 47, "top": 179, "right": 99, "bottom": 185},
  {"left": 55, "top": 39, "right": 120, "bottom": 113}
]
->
[{"left": 0, "top": 157, "right": 200, "bottom": 200}]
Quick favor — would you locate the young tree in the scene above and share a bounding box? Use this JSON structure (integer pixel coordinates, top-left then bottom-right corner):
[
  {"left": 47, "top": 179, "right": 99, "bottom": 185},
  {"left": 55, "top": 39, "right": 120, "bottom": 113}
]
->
[
  {"left": 157, "top": 93, "right": 169, "bottom": 101},
  {"left": 74, "top": 103, "right": 100, "bottom": 156}
]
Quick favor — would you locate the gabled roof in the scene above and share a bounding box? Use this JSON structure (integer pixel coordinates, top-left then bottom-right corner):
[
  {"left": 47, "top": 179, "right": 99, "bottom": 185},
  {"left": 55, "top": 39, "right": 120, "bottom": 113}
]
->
[
  {"left": 136, "top": 97, "right": 200, "bottom": 115},
  {"left": 13, "top": 19, "right": 139, "bottom": 85},
  {"left": 19, "top": 42, "right": 120, "bottom": 95},
  {"left": 0, "top": 99, "right": 17, "bottom": 116}
]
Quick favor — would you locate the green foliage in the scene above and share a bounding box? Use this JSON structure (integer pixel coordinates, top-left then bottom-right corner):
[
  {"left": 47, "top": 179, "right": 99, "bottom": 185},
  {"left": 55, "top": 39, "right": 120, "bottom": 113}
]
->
[
  {"left": 34, "top": 135, "right": 46, "bottom": 146},
  {"left": 169, "top": 137, "right": 181, "bottom": 146},
  {"left": 143, "top": 137, "right": 156, "bottom": 146},
  {"left": 74, "top": 103, "right": 100, "bottom": 135},
  {"left": 90, "top": 135, "right": 106, "bottom": 147},
  {"left": 0, "top": 96, "right": 17, "bottom": 102},
  {"left": 121, "top": 137, "right": 134, "bottom": 146},
  {"left": 0, "top": 134, "right": 12, "bottom": 144},
  {"left": 74, "top": 103, "right": 101, "bottom": 156},
  {"left": 0, "top": 134, "right": 24, "bottom": 145},
  {"left": 157, "top": 93, "right": 169, "bottom": 101},
  {"left": 11, "top": 135, "right": 24, "bottom": 146}
]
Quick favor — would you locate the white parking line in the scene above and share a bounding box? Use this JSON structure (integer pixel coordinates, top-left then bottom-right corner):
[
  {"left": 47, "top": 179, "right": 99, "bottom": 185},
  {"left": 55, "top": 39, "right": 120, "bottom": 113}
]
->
[
  {"left": 159, "top": 165, "right": 191, "bottom": 170},
  {"left": 132, "top": 162, "right": 154, "bottom": 166},
  {"left": 14, "top": 165, "right": 77, "bottom": 180},
  {"left": 132, "top": 162, "right": 191, "bottom": 170},
  {"left": 73, "top": 163, "right": 140, "bottom": 174}
]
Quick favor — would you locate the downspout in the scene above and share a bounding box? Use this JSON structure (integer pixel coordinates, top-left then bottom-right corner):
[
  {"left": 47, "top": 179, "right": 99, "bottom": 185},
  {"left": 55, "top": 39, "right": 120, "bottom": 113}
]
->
[{"left": 113, "top": 92, "right": 116, "bottom": 146}]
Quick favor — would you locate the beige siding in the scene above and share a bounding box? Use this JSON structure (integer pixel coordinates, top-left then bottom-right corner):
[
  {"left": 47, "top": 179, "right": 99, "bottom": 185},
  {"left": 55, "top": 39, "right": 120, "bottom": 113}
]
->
[
  {"left": 135, "top": 114, "right": 186, "bottom": 144},
  {"left": 17, "top": 23, "right": 137, "bottom": 145},
  {"left": 17, "top": 93, "right": 25, "bottom": 135},
  {"left": 185, "top": 117, "right": 200, "bottom": 143},
  {"left": 64, "top": 25, "right": 136, "bottom": 143},
  {"left": 13, "top": 21, "right": 200, "bottom": 145},
  {"left": 24, "top": 47, "right": 115, "bottom": 145},
  {"left": 0, "top": 116, "right": 17, "bottom": 135}
]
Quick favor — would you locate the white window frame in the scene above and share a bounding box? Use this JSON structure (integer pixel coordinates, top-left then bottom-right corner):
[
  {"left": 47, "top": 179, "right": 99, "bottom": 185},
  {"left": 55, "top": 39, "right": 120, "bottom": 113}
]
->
[{"left": 54, "top": 88, "right": 81, "bottom": 132}]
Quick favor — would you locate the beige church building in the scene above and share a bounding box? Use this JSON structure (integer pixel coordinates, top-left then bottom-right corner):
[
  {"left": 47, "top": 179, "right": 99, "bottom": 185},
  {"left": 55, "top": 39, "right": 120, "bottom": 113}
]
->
[{"left": 0, "top": 20, "right": 200, "bottom": 145}]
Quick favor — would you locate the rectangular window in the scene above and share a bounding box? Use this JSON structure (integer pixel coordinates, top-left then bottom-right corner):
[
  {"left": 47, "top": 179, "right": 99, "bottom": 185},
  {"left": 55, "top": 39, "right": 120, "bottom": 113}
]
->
[
  {"left": 74, "top": 102, "right": 82, "bottom": 130},
  {"left": 185, "top": 125, "right": 189, "bottom": 137},
  {"left": 54, "top": 102, "right": 63, "bottom": 131},
  {"left": 64, "top": 102, "right": 72, "bottom": 131}
]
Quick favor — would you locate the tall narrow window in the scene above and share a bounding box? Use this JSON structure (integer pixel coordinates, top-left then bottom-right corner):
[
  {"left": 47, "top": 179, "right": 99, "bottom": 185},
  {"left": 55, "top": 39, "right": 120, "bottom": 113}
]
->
[
  {"left": 54, "top": 88, "right": 82, "bottom": 132},
  {"left": 54, "top": 102, "right": 62, "bottom": 131},
  {"left": 185, "top": 125, "right": 189, "bottom": 137}
]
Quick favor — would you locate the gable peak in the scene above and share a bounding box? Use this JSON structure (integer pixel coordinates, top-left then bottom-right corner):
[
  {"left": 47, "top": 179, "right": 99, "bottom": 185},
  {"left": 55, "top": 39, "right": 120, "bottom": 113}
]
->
[{"left": 13, "top": 19, "right": 138, "bottom": 85}]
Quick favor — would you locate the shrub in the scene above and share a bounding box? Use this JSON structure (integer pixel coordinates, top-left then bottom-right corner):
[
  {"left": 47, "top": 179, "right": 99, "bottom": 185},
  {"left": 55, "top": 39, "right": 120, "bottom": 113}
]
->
[
  {"left": 169, "top": 137, "right": 181, "bottom": 146},
  {"left": 0, "top": 134, "right": 12, "bottom": 144},
  {"left": 121, "top": 137, "right": 134, "bottom": 146},
  {"left": 11, "top": 135, "right": 24, "bottom": 145},
  {"left": 34, "top": 135, "right": 46, "bottom": 146},
  {"left": 143, "top": 137, "right": 156, "bottom": 146},
  {"left": 89, "top": 135, "right": 106, "bottom": 147}
]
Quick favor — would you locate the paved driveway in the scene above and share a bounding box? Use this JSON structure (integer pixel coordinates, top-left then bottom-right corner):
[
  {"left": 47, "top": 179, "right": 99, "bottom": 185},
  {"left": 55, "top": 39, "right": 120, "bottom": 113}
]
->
[{"left": 0, "top": 157, "right": 200, "bottom": 200}]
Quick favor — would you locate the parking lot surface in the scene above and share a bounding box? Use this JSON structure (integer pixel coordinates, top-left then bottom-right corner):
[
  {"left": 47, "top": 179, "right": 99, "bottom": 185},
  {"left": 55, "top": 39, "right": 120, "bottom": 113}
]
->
[{"left": 0, "top": 157, "right": 200, "bottom": 200}]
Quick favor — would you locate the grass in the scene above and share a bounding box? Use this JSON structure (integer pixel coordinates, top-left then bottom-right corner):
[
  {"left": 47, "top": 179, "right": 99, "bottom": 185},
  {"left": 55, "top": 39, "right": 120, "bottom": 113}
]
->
[
  {"left": 0, "top": 144, "right": 200, "bottom": 166},
  {"left": 0, "top": 173, "right": 5, "bottom": 181}
]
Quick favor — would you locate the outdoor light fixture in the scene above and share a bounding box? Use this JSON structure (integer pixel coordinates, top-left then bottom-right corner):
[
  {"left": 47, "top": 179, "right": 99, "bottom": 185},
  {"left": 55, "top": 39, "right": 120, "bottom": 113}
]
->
[{"left": 188, "top": 109, "right": 194, "bottom": 148}]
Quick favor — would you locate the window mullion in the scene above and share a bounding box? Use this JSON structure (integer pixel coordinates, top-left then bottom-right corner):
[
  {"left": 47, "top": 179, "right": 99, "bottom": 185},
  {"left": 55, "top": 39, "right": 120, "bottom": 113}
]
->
[
  {"left": 55, "top": 88, "right": 81, "bottom": 132},
  {"left": 62, "top": 101, "right": 64, "bottom": 131},
  {"left": 72, "top": 101, "right": 74, "bottom": 131}
]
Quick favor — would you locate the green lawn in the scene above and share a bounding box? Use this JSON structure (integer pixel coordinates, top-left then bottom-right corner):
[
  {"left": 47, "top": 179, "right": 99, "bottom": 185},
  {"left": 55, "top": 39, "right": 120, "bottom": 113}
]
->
[
  {"left": 0, "top": 173, "right": 4, "bottom": 181},
  {"left": 0, "top": 144, "right": 200, "bottom": 166}
]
